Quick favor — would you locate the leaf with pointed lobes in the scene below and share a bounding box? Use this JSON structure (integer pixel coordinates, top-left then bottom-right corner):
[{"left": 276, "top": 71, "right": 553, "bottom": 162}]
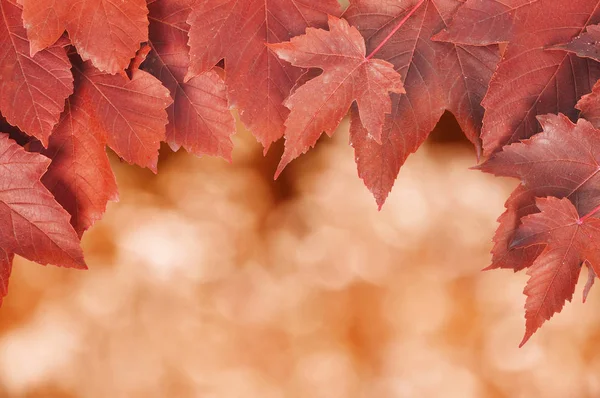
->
[
  {"left": 74, "top": 61, "right": 173, "bottom": 172},
  {"left": 432, "top": 0, "right": 532, "bottom": 45},
  {"left": 19, "top": 0, "right": 149, "bottom": 74},
  {"left": 551, "top": 24, "right": 600, "bottom": 62},
  {"left": 576, "top": 79, "right": 600, "bottom": 128},
  {"left": 269, "top": 16, "right": 404, "bottom": 178},
  {"left": 31, "top": 97, "right": 119, "bottom": 237},
  {"left": 0, "top": 134, "right": 86, "bottom": 269},
  {"left": 344, "top": 0, "right": 499, "bottom": 207},
  {"left": 475, "top": 0, "right": 600, "bottom": 155},
  {"left": 0, "top": 0, "right": 73, "bottom": 146},
  {"left": 145, "top": 0, "right": 235, "bottom": 161},
  {"left": 0, "top": 249, "right": 13, "bottom": 307},
  {"left": 186, "top": 0, "right": 341, "bottom": 151},
  {"left": 483, "top": 184, "right": 544, "bottom": 272},
  {"left": 512, "top": 197, "right": 600, "bottom": 347}
]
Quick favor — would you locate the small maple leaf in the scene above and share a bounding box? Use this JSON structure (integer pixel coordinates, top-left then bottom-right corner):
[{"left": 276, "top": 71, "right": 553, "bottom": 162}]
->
[
  {"left": 512, "top": 197, "right": 600, "bottom": 347},
  {"left": 0, "top": 134, "right": 86, "bottom": 269},
  {"left": 0, "top": 0, "right": 73, "bottom": 146},
  {"left": 551, "top": 24, "right": 600, "bottom": 62},
  {"left": 186, "top": 0, "right": 341, "bottom": 151},
  {"left": 269, "top": 15, "right": 405, "bottom": 178},
  {"left": 19, "top": 0, "right": 149, "bottom": 74},
  {"left": 145, "top": 0, "right": 235, "bottom": 161},
  {"left": 441, "top": 0, "right": 600, "bottom": 156},
  {"left": 344, "top": 0, "right": 499, "bottom": 208}
]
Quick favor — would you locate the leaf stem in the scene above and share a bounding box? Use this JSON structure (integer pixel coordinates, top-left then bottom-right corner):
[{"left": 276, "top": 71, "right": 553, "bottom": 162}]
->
[
  {"left": 365, "top": 0, "right": 426, "bottom": 60},
  {"left": 578, "top": 203, "right": 600, "bottom": 224}
]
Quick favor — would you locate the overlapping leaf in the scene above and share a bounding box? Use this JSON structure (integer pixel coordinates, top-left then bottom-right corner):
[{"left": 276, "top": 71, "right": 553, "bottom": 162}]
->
[
  {"left": 0, "top": 134, "right": 86, "bottom": 269},
  {"left": 269, "top": 16, "right": 405, "bottom": 177},
  {"left": 439, "top": 0, "right": 600, "bottom": 156},
  {"left": 19, "top": 0, "right": 149, "bottom": 74},
  {"left": 552, "top": 24, "right": 600, "bottom": 62},
  {"left": 186, "top": 0, "right": 341, "bottom": 150},
  {"left": 0, "top": 0, "right": 73, "bottom": 146},
  {"left": 512, "top": 197, "right": 600, "bottom": 346},
  {"left": 576, "top": 80, "right": 600, "bottom": 128},
  {"left": 145, "top": 0, "right": 235, "bottom": 160},
  {"left": 344, "top": 0, "right": 499, "bottom": 207}
]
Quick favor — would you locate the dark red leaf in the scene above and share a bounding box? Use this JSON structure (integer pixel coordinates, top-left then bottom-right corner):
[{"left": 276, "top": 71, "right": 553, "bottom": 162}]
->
[
  {"left": 0, "top": 134, "right": 86, "bottom": 268},
  {"left": 551, "top": 24, "right": 600, "bottom": 62},
  {"left": 186, "top": 0, "right": 341, "bottom": 150},
  {"left": 145, "top": 0, "right": 235, "bottom": 160},
  {"left": 512, "top": 197, "right": 600, "bottom": 346},
  {"left": 0, "top": 0, "right": 73, "bottom": 146},
  {"left": 269, "top": 16, "right": 405, "bottom": 178},
  {"left": 0, "top": 249, "right": 13, "bottom": 307},
  {"left": 344, "top": 0, "right": 499, "bottom": 207},
  {"left": 472, "top": 1, "right": 600, "bottom": 155}
]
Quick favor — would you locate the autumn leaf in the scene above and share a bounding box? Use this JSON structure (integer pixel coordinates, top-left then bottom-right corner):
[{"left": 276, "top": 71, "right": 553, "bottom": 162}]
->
[
  {"left": 576, "top": 79, "right": 600, "bottom": 128},
  {"left": 0, "top": 134, "right": 86, "bottom": 269},
  {"left": 186, "top": 0, "right": 341, "bottom": 150},
  {"left": 31, "top": 97, "right": 119, "bottom": 237},
  {"left": 74, "top": 60, "right": 173, "bottom": 172},
  {"left": 145, "top": 0, "right": 235, "bottom": 160},
  {"left": 551, "top": 24, "right": 600, "bottom": 62},
  {"left": 19, "top": 0, "right": 149, "bottom": 74},
  {"left": 478, "top": 114, "right": 600, "bottom": 273},
  {"left": 344, "top": 0, "right": 499, "bottom": 208},
  {"left": 512, "top": 197, "right": 600, "bottom": 346},
  {"left": 443, "top": 0, "right": 600, "bottom": 156},
  {"left": 0, "top": 249, "right": 12, "bottom": 307},
  {"left": 269, "top": 15, "right": 405, "bottom": 178},
  {"left": 432, "top": 0, "right": 531, "bottom": 45},
  {"left": 0, "top": 0, "right": 73, "bottom": 146}
]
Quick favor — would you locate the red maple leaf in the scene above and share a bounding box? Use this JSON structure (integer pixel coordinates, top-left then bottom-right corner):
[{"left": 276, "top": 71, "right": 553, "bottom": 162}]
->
[
  {"left": 0, "top": 134, "right": 86, "bottom": 269},
  {"left": 73, "top": 60, "right": 173, "bottom": 172},
  {"left": 0, "top": 0, "right": 73, "bottom": 146},
  {"left": 576, "top": 80, "right": 600, "bottom": 128},
  {"left": 19, "top": 0, "right": 149, "bottom": 74},
  {"left": 145, "top": 0, "right": 235, "bottom": 160},
  {"left": 269, "top": 16, "right": 405, "bottom": 178},
  {"left": 438, "top": 0, "right": 600, "bottom": 156},
  {"left": 343, "top": 0, "right": 499, "bottom": 207},
  {"left": 479, "top": 114, "right": 600, "bottom": 271},
  {"left": 186, "top": 0, "right": 341, "bottom": 150},
  {"left": 512, "top": 197, "right": 600, "bottom": 346}
]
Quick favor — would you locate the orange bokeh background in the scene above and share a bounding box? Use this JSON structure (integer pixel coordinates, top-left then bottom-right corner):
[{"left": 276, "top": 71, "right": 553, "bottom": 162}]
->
[{"left": 0, "top": 115, "right": 598, "bottom": 398}]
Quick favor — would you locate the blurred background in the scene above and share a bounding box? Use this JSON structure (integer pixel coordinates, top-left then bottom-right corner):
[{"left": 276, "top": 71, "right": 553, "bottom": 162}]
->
[{"left": 0, "top": 113, "right": 599, "bottom": 398}]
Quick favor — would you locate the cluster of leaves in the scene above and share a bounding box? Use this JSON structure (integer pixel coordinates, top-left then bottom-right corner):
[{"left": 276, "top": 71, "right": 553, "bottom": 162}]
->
[{"left": 1, "top": 0, "right": 600, "bottom": 345}]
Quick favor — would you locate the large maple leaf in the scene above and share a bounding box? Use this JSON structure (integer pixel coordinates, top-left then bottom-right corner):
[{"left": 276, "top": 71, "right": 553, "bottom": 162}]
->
[
  {"left": 343, "top": 0, "right": 499, "bottom": 207},
  {"left": 512, "top": 197, "right": 600, "bottom": 346},
  {"left": 437, "top": 0, "right": 600, "bottom": 156},
  {"left": 0, "top": 134, "right": 86, "bottom": 269},
  {"left": 0, "top": 0, "right": 73, "bottom": 146},
  {"left": 479, "top": 113, "right": 600, "bottom": 270},
  {"left": 19, "top": 0, "right": 149, "bottom": 74},
  {"left": 144, "top": 0, "right": 235, "bottom": 160},
  {"left": 269, "top": 16, "right": 405, "bottom": 178},
  {"left": 186, "top": 0, "right": 341, "bottom": 150}
]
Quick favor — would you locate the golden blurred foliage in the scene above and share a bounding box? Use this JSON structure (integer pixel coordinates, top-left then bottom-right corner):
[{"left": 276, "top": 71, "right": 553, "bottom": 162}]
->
[{"left": 0, "top": 116, "right": 599, "bottom": 398}]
